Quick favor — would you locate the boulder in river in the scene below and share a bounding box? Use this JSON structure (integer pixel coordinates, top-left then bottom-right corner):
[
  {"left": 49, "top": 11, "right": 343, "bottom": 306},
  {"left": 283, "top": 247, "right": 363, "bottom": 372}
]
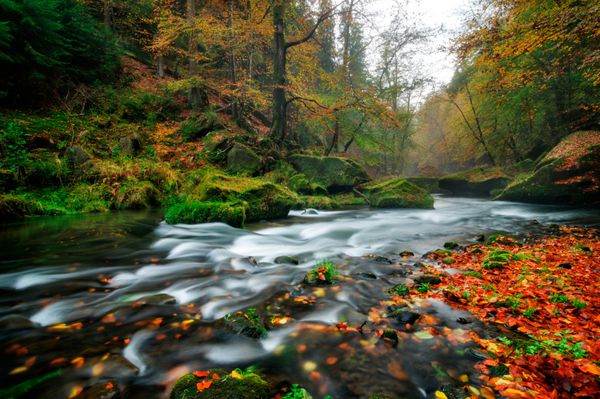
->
[
  {"left": 0, "top": 194, "right": 32, "bottom": 222},
  {"left": 439, "top": 167, "right": 511, "bottom": 197},
  {"left": 358, "top": 178, "right": 434, "bottom": 209},
  {"left": 170, "top": 370, "right": 270, "bottom": 399},
  {"left": 227, "top": 144, "right": 262, "bottom": 176},
  {"left": 288, "top": 154, "right": 369, "bottom": 193},
  {"left": 495, "top": 131, "right": 600, "bottom": 205},
  {"left": 166, "top": 168, "right": 297, "bottom": 225}
]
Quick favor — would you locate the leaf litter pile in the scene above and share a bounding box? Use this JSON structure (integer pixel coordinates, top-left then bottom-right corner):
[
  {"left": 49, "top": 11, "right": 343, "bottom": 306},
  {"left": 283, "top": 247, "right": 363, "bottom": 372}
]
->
[{"left": 405, "top": 226, "right": 600, "bottom": 398}]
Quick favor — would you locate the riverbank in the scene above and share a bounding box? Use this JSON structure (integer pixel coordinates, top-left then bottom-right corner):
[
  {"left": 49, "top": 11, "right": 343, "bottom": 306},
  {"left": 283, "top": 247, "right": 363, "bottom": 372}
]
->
[{"left": 1, "top": 201, "right": 599, "bottom": 399}]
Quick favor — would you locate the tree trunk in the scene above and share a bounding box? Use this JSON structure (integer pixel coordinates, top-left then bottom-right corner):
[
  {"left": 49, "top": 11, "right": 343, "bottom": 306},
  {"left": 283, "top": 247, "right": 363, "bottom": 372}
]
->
[
  {"left": 187, "top": 0, "right": 206, "bottom": 110},
  {"left": 157, "top": 55, "right": 165, "bottom": 78},
  {"left": 325, "top": 117, "right": 340, "bottom": 155},
  {"left": 103, "top": 0, "right": 113, "bottom": 30},
  {"left": 271, "top": 0, "right": 287, "bottom": 144},
  {"left": 228, "top": 1, "right": 239, "bottom": 121}
]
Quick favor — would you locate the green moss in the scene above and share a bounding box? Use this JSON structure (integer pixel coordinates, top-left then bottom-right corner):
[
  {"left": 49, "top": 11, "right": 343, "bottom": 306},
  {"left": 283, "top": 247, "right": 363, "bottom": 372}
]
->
[
  {"left": 482, "top": 249, "right": 511, "bottom": 270},
  {"left": 165, "top": 201, "right": 246, "bottom": 227},
  {"left": 442, "top": 256, "right": 456, "bottom": 265},
  {"left": 297, "top": 195, "right": 339, "bottom": 210},
  {"left": 359, "top": 178, "right": 434, "bottom": 209},
  {"left": 224, "top": 308, "right": 267, "bottom": 338},
  {"left": 288, "top": 154, "right": 369, "bottom": 193},
  {"left": 0, "top": 194, "right": 33, "bottom": 221},
  {"left": 181, "top": 168, "right": 297, "bottom": 223},
  {"left": 332, "top": 192, "right": 368, "bottom": 206},
  {"left": 170, "top": 370, "right": 270, "bottom": 399},
  {"left": 23, "top": 150, "right": 70, "bottom": 187},
  {"left": 388, "top": 284, "right": 410, "bottom": 297},
  {"left": 227, "top": 144, "right": 262, "bottom": 176},
  {"left": 463, "top": 270, "right": 483, "bottom": 279},
  {"left": 304, "top": 260, "right": 338, "bottom": 285},
  {"left": 439, "top": 167, "right": 511, "bottom": 196}
]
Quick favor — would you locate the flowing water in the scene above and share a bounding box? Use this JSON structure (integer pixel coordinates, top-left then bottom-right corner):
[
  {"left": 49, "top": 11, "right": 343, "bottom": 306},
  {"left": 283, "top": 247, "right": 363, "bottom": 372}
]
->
[{"left": 1, "top": 196, "right": 599, "bottom": 398}]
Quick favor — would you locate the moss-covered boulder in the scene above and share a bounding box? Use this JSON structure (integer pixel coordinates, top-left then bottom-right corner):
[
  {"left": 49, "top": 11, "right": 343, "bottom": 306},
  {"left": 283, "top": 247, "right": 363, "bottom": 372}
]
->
[
  {"left": 496, "top": 131, "right": 600, "bottom": 205},
  {"left": 0, "top": 194, "right": 32, "bottom": 222},
  {"left": 170, "top": 370, "right": 270, "bottom": 399},
  {"left": 359, "top": 178, "right": 434, "bottom": 209},
  {"left": 165, "top": 201, "right": 246, "bottom": 227},
  {"left": 227, "top": 144, "right": 262, "bottom": 176},
  {"left": 288, "top": 154, "right": 369, "bottom": 193},
  {"left": 202, "top": 131, "right": 232, "bottom": 162},
  {"left": 297, "top": 195, "right": 339, "bottom": 210},
  {"left": 439, "top": 167, "right": 511, "bottom": 197},
  {"left": 288, "top": 173, "right": 327, "bottom": 195},
  {"left": 406, "top": 177, "right": 448, "bottom": 194},
  {"left": 224, "top": 308, "right": 267, "bottom": 338},
  {"left": 168, "top": 168, "right": 297, "bottom": 225}
]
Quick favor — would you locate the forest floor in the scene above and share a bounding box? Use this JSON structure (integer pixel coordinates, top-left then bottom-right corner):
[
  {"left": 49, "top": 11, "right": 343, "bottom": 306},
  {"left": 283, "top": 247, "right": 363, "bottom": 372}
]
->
[{"left": 367, "top": 226, "right": 600, "bottom": 399}]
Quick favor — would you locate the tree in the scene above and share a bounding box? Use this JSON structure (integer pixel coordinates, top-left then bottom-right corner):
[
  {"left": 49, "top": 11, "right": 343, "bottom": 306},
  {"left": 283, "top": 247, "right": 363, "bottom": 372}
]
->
[{"left": 270, "top": 0, "right": 334, "bottom": 145}]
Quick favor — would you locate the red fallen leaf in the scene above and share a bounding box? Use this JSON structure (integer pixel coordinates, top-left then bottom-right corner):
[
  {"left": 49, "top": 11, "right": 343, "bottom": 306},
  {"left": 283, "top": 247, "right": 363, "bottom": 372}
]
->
[
  {"left": 318, "top": 272, "right": 326, "bottom": 281},
  {"left": 212, "top": 373, "right": 219, "bottom": 379},
  {"left": 335, "top": 322, "right": 348, "bottom": 330},
  {"left": 105, "top": 382, "right": 114, "bottom": 389},
  {"left": 193, "top": 370, "right": 210, "bottom": 378},
  {"left": 577, "top": 360, "right": 600, "bottom": 376},
  {"left": 196, "top": 379, "right": 212, "bottom": 392}
]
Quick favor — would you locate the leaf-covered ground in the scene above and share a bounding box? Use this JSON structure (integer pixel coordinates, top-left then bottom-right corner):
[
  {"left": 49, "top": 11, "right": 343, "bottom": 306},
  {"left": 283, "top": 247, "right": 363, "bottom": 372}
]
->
[{"left": 408, "top": 227, "right": 600, "bottom": 398}]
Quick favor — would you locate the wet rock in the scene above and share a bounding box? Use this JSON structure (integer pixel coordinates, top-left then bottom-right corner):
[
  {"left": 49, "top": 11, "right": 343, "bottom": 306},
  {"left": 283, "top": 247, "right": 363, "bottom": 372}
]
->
[
  {"left": 444, "top": 241, "right": 460, "bottom": 249},
  {"left": 466, "top": 348, "right": 488, "bottom": 360},
  {"left": 227, "top": 144, "right": 262, "bottom": 176},
  {"left": 438, "top": 383, "right": 469, "bottom": 399},
  {"left": 373, "top": 255, "right": 393, "bottom": 264},
  {"left": 170, "top": 370, "right": 270, "bottom": 399},
  {"left": 0, "top": 314, "right": 34, "bottom": 330},
  {"left": 442, "top": 257, "right": 456, "bottom": 265},
  {"left": 382, "top": 329, "right": 398, "bottom": 343},
  {"left": 476, "top": 233, "right": 485, "bottom": 242},
  {"left": 0, "top": 169, "right": 17, "bottom": 190},
  {"left": 456, "top": 317, "right": 472, "bottom": 325},
  {"left": 0, "top": 194, "right": 32, "bottom": 222},
  {"left": 274, "top": 256, "right": 299, "bottom": 265},
  {"left": 558, "top": 262, "right": 572, "bottom": 269},
  {"left": 399, "top": 250, "right": 414, "bottom": 257},
  {"left": 354, "top": 271, "right": 377, "bottom": 280},
  {"left": 414, "top": 274, "right": 442, "bottom": 285},
  {"left": 224, "top": 309, "right": 267, "bottom": 339},
  {"left": 301, "top": 208, "right": 319, "bottom": 215},
  {"left": 77, "top": 381, "right": 120, "bottom": 399},
  {"left": 247, "top": 256, "right": 258, "bottom": 266},
  {"left": 137, "top": 293, "right": 176, "bottom": 306},
  {"left": 390, "top": 310, "right": 421, "bottom": 325}
]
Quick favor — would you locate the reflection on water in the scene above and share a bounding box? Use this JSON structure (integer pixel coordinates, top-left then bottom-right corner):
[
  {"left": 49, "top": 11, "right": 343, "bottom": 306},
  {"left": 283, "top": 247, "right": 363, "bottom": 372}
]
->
[{"left": 0, "top": 197, "right": 598, "bottom": 398}]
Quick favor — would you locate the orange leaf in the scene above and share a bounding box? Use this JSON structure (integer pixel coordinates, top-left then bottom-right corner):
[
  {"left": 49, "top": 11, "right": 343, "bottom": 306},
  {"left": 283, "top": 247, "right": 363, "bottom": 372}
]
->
[{"left": 193, "top": 370, "right": 210, "bottom": 378}]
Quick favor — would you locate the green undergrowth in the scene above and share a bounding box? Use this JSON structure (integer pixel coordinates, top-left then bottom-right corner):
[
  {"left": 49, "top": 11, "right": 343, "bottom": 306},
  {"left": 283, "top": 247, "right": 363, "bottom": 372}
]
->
[{"left": 304, "top": 260, "right": 338, "bottom": 284}]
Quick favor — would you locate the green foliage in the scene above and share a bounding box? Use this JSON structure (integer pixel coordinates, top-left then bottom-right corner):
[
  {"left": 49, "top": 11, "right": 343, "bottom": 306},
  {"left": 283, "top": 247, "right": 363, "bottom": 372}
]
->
[
  {"left": 416, "top": 282, "right": 431, "bottom": 294},
  {"left": 482, "top": 249, "right": 511, "bottom": 270},
  {"left": 165, "top": 201, "right": 246, "bottom": 227},
  {"left": 282, "top": 384, "right": 312, "bottom": 399},
  {"left": 122, "top": 90, "right": 180, "bottom": 122},
  {"left": 463, "top": 270, "right": 483, "bottom": 279},
  {"left": 179, "top": 112, "right": 223, "bottom": 141},
  {"left": 0, "top": 368, "right": 63, "bottom": 399},
  {"left": 0, "top": 0, "right": 120, "bottom": 105},
  {"left": 388, "top": 284, "right": 410, "bottom": 297},
  {"left": 304, "top": 260, "right": 338, "bottom": 285},
  {"left": 0, "top": 121, "right": 28, "bottom": 172},
  {"left": 224, "top": 308, "right": 268, "bottom": 339}
]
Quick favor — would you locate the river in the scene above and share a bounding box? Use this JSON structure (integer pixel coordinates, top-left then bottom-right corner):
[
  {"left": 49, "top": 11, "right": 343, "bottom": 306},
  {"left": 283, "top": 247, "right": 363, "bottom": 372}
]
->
[{"left": 1, "top": 196, "right": 599, "bottom": 398}]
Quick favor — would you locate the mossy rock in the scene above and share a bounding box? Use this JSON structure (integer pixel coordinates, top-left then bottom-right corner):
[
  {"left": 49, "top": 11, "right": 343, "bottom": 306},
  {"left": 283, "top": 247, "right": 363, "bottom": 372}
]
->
[
  {"left": 202, "top": 130, "right": 232, "bottom": 162},
  {"left": 439, "top": 167, "right": 511, "bottom": 197},
  {"left": 288, "top": 173, "right": 327, "bottom": 195},
  {"left": 288, "top": 154, "right": 369, "bottom": 193},
  {"left": 406, "top": 177, "right": 448, "bottom": 194},
  {"left": 114, "top": 180, "right": 160, "bottom": 210},
  {"left": 495, "top": 132, "right": 600, "bottom": 205},
  {"left": 165, "top": 201, "right": 246, "bottom": 227},
  {"left": 170, "top": 371, "right": 270, "bottom": 399},
  {"left": 23, "top": 149, "right": 70, "bottom": 187},
  {"left": 227, "top": 144, "right": 262, "bottom": 176},
  {"left": 333, "top": 192, "right": 368, "bottom": 206},
  {"left": 0, "top": 169, "right": 17, "bottom": 190},
  {"left": 297, "top": 195, "right": 339, "bottom": 210},
  {"left": 224, "top": 309, "right": 268, "bottom": 338},
  {"left": 0, "top": 194, "right": 32, "bottom": 222},
  {"left": 358, "top": 178, "right": 434, "bottom": 209},
  {"left": 177, "top": 168, "right": 297, "bottom": 224},
  {"left": 180, "top": 112, "right": 224, "bottom": 141}
]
